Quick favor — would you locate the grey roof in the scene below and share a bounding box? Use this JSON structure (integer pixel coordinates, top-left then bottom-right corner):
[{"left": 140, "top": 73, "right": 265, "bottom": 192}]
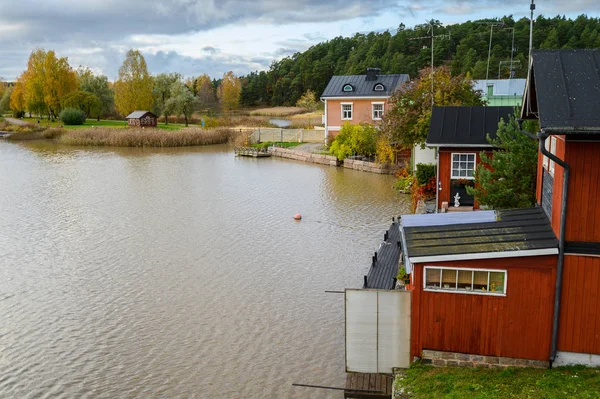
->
[
  {"left": 473, "top": 79, "right": 526, "bottom": 97},
  {"left": 126, "top": 110, "right": 155, "bottom": 119},
  {"left": 401, "top": 207, "right": 558, "bottom": 264},
  {"left": 321, "top": 73, "right": 409, "bottom": 98},
  {"left": 364, "top": 222, "right": 402, "bottom": 290},
  {"left": 427, "top": 106, "right": 514, "bottom": 146},
  {"left": 521, "top": 49, "right": 600, "bottom": 132}
]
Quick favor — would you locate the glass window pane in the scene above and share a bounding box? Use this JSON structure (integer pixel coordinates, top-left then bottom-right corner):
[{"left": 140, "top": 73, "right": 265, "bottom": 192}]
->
[
  {"left": 468, "top": 154, "right": 475, "bottom": 162},
  {"left": 473, "top": 271, "right": 489, "bottom": 292},
  {"left": 460, "top": 170, "right": 466, "bottom": 177},
  {"left": 441, "top": 269, "right": 457, "bottom": 290},
  {"left": 460, "top": 162, "right": 467, "bottom": 169},
  {"left": 461, "top": 154, "right": 467, "bottom": 161},
  {"left": 453, "top": 154, "right": 459, "bottom": 162},
  {"left": 457, "top": 270, "right": 472, "bottom": 290},
  {"left": 490, "top": 272, "right": 505, "bottom": 293},
  {"left": 467, "top": 170, "right": 473, "bottom": 177},
  {"left": 425, "top": 269, "right": 441, "bottom": 289}
]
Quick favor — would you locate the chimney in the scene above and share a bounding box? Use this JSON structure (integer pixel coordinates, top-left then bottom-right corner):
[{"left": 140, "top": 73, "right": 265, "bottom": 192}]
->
[{"left": 365, "top": 68, "right": 381, "bottom": 81}]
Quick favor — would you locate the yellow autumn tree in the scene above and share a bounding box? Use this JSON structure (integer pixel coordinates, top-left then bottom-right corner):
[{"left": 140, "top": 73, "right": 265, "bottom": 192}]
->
[
  {"left": 217, "top": 71, "right": 241, "bottom": 113},
  {"left": 23, "top": 49, "right": 47, "bottom": 117},
  {"left": 43, "top": 50, "right": 77, "bottom": 118},
  {"left": 195, "top": 74, "right": 215, "bottom": 109},
  {"left": 114, "top": 49, "right": 154, "bottom": 116},
  {"left": 10, "top": 75, "right": 26, "bottom": 116}
]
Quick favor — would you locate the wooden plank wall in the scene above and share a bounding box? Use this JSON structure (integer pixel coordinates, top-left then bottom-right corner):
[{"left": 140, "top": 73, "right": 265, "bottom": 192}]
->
[
  {"left": 558, "top": 255, "right": 600, "bottom": 354},
  {"left": 411, "top": 256, "right": 557, "bottom": 361},
  {"left": 437, "top": 148, "right": 491, "bottom": 210},
  {"left": 564, "top": 141, "right": 600, "bottom": 243}
]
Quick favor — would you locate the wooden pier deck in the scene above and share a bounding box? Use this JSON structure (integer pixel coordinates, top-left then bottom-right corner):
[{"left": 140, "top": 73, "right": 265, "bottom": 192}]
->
[
  {"left": 234, "top": 146, "right": 271, "bottom": 157},
  {"left": 364, "top": 221, "right": 401, "bottom": 290},
  {"left": 345, "top": 373, "right": 393, "bottom": 398}
]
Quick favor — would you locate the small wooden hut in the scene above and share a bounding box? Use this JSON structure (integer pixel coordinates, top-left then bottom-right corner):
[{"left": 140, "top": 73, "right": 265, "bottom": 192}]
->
[{"left": 126, "top": 111, "right": 157, "bottom": 127}]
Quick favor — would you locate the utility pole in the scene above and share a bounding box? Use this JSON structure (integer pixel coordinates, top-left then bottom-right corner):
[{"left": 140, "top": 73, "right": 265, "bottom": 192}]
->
[
  {"left": 411, "top": 21, "right": 450, "bottom": 108},
  {"left": 503, "top": 27, "right": 516, "bottom": 78},
  {"left": 529, "top": 0, "right": 536, "bottom": 64},
  {"left": 478, "top": 21, "right": 504, "bottom": 85}
]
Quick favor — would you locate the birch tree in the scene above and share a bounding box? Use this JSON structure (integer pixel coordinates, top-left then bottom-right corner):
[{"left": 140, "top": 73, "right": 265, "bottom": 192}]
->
[
  {"left": 114, "top": 49, "right": 154, "bottom": 116},
  {"left": 217, "top": 71, "right": 241, "bottom": 113}
]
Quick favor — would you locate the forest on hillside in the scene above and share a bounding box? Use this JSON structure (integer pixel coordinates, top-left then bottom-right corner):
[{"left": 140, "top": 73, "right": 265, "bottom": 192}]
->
[{"left": 240, "top": 15, "right": 600, "bottom": 107}]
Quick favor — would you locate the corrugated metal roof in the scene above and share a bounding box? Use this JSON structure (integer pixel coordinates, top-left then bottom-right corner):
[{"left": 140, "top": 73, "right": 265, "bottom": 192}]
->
[
  {"left": 522, "top": 49, "right": 600, "bottom": 132},
  {"left": 401, "top": 207, "right": 558, "bottom": 260},
  {"left": 364, "top": 222, "right": 402, "bottom": 290},
  {"left": 427, "top": 106, "right": 514, "bottom": 146},
  {"left": 473, "top": 79, "right": 526, "bottom": 97},
  {"left": 126, "top": 111, "right": 154, "bottom": 119},
  {"left": 321, "top": 73, "right": 409, "bottom": 98}
]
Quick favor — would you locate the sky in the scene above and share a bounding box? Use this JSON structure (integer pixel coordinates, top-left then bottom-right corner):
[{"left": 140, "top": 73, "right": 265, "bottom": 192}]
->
[{"left": 0, "top": 0, "right": 598, "bottom": 81}]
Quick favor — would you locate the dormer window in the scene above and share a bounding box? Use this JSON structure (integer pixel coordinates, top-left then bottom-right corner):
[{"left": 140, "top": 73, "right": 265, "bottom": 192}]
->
[
  {"left": 374, "top": 83, "right": 385, "bottom": 92},
  {"left": 342, "top": 84, "right": 354, "bottom": 92}
]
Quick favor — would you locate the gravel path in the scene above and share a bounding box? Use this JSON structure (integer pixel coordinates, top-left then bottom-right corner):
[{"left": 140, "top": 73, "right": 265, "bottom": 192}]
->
[{"left": 4, "top": 117, "right": 30, "bottom": 126}]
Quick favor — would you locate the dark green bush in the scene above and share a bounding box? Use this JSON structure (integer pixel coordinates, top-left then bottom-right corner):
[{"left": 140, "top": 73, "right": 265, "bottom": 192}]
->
[
  {"left": 415, "top": 163, "right": 436, "bottom": 185},
  {"left": 59, "top": 107, "right": 86, "bottom": 125}
]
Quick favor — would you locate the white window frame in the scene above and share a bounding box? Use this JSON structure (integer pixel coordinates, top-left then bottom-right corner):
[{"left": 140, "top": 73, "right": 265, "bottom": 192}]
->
[
  {"left": 341, "top": 102, "right": 353, "bottom": 120},
  {"left": 451, "top": 152, "right": 476, "bottom": 180},
  {"left": 343, "top": 84, "right": 354, "bottom": 92},
  {"left": 374, "top": 83, "right": 385, "bottom": 91},
  {"left": 423, "top": 266, "right": 507, "bottom": 296},
  {"left": 372, "top": 102, "right": 384, "bottom": 120}
]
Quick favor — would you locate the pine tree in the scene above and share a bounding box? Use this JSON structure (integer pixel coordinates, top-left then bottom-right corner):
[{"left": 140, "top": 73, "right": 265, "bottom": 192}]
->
[{"left": 467, "top": 113, "right": 539, "bottom": 209}]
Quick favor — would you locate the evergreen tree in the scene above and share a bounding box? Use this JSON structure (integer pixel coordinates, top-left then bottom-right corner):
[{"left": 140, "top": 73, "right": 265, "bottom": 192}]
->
[{"left": 467, "top": 113, "right": 539, "bottom": 209}]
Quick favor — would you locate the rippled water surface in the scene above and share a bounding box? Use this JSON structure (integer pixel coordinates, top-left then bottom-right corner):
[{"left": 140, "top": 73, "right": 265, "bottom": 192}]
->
[{"left": 0, "top": 141, "right": 409, "bottom": 398}]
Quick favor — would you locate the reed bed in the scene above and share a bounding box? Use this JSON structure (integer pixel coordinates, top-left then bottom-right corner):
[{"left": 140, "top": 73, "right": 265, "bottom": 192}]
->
[
  {"left": 249, "top": 107, "right": 306, "bottom": 117},
  {"left": 58, "top": 127, "right": 237, "bottom": 147}
]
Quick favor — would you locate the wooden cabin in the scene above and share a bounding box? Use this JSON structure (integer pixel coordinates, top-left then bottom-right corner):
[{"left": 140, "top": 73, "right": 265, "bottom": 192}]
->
[
  {"left": 521, "top": 49, "right": 600, "bottom": 366},
  {"left": 395, "top": 49, "right": 600, "bottom": 368},
  {"left": 427, "top": 106, "right": 513, "bottom": 211},
  {"left": 126, "top": 111, "right": 158, "bottom": 127}
]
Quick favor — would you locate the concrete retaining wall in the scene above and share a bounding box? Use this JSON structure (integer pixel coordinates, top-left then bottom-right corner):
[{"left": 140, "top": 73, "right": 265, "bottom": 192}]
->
[
  {"left": 268, "top": 147, "right": 340, "bottom": 166},
  {"left": 421, "top": 349, "right": 549, "bottom": 369},
  {"left": 343, "top": 159, "right": 399, "bottom": 175}
]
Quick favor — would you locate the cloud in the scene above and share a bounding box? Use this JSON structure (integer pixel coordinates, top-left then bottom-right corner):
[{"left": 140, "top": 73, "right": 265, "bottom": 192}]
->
[{"left": 0, "top": 0, "right": 598, "bottom": 81}]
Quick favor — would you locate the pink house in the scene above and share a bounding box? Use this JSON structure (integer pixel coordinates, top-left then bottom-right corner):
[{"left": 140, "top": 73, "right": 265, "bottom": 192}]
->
[{"left": 320, "top": 68, "right": 409, "bottom": 137}]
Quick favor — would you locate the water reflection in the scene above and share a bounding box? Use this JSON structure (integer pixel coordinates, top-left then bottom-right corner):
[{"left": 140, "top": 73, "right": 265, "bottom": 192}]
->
[{"left": 0, "top": 141, "right": 409, "bottom": 398}]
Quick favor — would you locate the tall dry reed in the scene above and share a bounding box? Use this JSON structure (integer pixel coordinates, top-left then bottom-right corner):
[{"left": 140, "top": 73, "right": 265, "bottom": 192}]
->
[{"left": 59, "top": 127, "right": 237, "bottom": 147}]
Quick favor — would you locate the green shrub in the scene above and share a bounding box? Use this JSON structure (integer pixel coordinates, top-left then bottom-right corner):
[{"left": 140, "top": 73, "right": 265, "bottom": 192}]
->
[
  {"left": 415, "top": 163, "right": 436, "bottom": 185},
  {"left": 59, "top": 108, "right": 86, "bottom": 125},
  {"left": 329, "top": 123, "right": 378, "bottom": 161}
]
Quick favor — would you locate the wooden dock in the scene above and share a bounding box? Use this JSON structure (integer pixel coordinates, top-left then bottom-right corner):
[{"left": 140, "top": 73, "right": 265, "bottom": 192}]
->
[
  {"left": 345, "top": 373, "right": 393, "bottom": 398},
  {"left": 234, "top": 146, "right": 271, "bottom": 158},
  {"left": 364, "top": 221, "right": 401, "bottom": 290}
]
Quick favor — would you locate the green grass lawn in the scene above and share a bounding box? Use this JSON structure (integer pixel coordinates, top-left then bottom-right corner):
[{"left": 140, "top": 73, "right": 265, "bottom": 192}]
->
[
  {"left": 250, "top": 141, "right": 301, "bottom": 149},
  {"left": 395, "top": 363, "right": 600, "bottom": 399},
  {"left": 18, "top": 117, "right": 188, "bottom": 131}
]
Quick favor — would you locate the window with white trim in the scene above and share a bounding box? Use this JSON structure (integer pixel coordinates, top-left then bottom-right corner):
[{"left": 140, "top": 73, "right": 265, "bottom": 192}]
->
[
  {"left": 374, "top": 83, "right": 385, "bottom": 91},
  {"left": 343, "top": 84, "right": 354, "bottom": 92},
  {"left": 451, "top": 153, "right": 476, "bottom": 179},
  {"left": 341, "top": 103, "right": 353, "bottom": 120},
  {"left": 424, "top": 267, "right": 507, "bottom": 295},
  {"left": 372, "top": 103, "right": 384, "bottom": 120}
]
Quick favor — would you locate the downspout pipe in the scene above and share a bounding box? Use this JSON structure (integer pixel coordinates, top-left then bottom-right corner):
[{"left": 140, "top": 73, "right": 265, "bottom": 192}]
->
[{"left": 538, "top": 130, "right": 570, "bottom": 366}]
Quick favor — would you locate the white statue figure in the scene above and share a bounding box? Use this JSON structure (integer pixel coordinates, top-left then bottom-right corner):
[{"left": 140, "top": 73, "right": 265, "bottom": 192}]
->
[{"left": 454, "top": 192, "right": 461, "bottom": 207}]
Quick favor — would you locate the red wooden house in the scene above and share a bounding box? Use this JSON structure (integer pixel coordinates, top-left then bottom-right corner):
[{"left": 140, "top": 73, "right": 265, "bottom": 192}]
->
[
  {"left": 126, "top": 111, "right": 158, "bottom": 127},
  {"left": 427, "top": 106, "right": 514, "bottom": 211},
  {"left": 397, "top": 49, "right": 600, "bottom": 368}
]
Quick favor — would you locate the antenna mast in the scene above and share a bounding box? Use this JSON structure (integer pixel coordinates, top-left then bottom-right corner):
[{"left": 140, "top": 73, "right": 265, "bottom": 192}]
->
[{"left": 529, "top": 0, "right": 535, "bottom": 63}]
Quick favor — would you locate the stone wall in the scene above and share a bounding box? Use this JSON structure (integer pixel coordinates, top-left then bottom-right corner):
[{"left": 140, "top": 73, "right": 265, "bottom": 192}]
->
[
  {"left": 421, "top": 349, "right": 549, "bottom": 369},
  {"left": 268, "top": 147, "right": 340, "bottom": 166},
  {"left": 343, "top": 159, "right": 399, "bottom": 175}
]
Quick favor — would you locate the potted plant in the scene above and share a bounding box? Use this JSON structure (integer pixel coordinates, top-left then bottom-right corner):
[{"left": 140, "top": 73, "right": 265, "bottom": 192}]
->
[{"left": 398, "top": 266, "right": 411, "bottom": 285}]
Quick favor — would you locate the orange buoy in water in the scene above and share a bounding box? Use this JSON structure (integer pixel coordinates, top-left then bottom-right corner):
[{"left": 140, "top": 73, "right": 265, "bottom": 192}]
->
[{"left": 294, "top": 213, "right": 302, "bottom": 220}]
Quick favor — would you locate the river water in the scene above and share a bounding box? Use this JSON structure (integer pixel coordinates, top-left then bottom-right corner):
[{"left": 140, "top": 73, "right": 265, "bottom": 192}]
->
[{"left": 0, "top": 141, "right": 409, "bottom": 398}]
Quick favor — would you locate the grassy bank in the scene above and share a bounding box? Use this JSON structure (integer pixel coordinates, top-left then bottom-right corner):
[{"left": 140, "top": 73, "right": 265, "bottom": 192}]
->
[
  {"left": 250, "top": 141, "right": 302, "bottom": 149},
  {"left": 13, "top": 117, "right": 189, "bottom": 130},
  {"left": 395, "top": 363, "right": 600, "bottom": 398}
]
